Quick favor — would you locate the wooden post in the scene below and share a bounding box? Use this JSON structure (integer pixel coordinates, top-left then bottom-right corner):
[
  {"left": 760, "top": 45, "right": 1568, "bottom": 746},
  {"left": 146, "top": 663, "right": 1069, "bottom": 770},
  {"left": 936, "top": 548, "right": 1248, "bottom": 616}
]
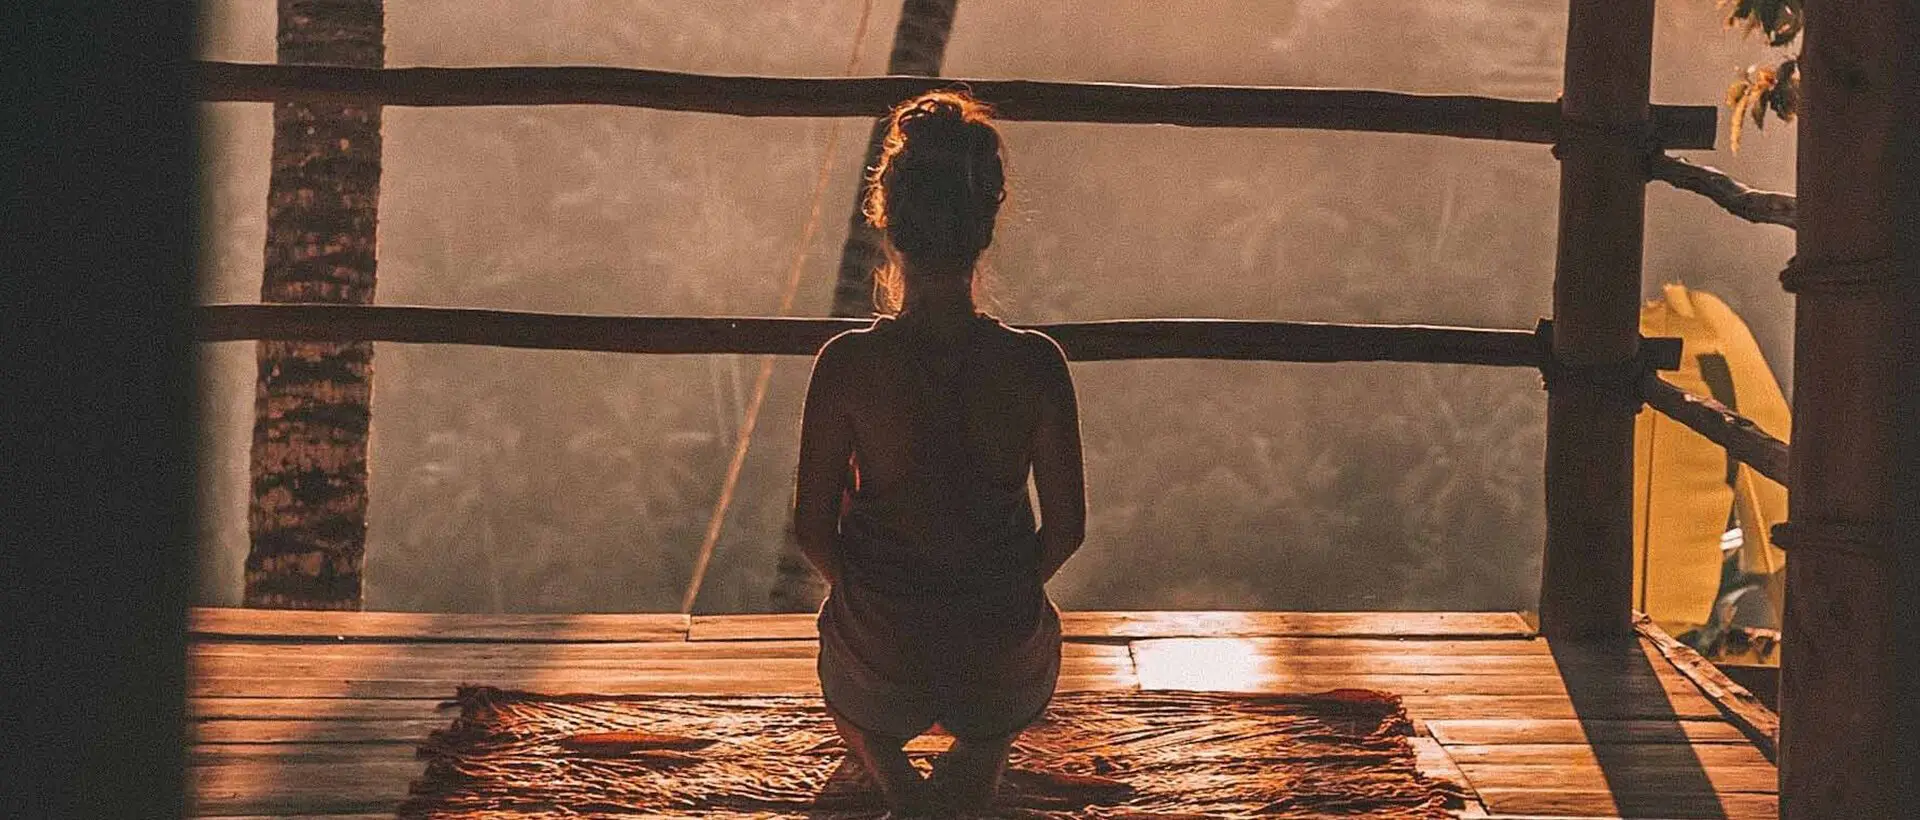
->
[
  {"left": 1777, "top": 0, "right": 1920, "bottom": 815},
  {"left": 1537, "top": 0, "right": 1656, "bottom": 640}
]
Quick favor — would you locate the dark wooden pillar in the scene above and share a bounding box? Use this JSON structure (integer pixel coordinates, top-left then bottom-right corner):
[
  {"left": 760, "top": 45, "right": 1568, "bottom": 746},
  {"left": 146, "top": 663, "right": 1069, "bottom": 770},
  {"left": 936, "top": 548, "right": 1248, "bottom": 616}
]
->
[
  {"left": 1777, "top": 0, "right": 1920, "bottom": 815},
  {"left": 7, "top": 0, "right": 198, "bottom": 814},
  {"left": 1538, "top": 0, "right": 1657, "bottom": 640}
]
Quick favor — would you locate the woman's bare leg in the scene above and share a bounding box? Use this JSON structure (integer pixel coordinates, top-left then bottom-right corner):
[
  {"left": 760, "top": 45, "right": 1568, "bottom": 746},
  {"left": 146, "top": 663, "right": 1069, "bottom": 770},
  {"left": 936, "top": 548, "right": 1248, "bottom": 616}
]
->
[
  {"left": 830, "top": 713, "right": 932, "bottom": 814},
  {"left": 935, "top": 732, "right": 1015, "bottom": 813}
]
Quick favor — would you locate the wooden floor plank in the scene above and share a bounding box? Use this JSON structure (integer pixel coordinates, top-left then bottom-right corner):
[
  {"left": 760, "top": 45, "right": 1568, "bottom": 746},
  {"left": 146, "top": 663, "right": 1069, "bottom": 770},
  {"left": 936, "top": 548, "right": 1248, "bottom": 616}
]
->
[
  {"left": 192, "top": 742, "right": 420, "bottom": 765},
  {"left": 1428, "top": 718, "right": 1753, "bottom": 746},
  {"left": 1459, "top": 762, "right": 1776, "bottom": 795},
  {"left": 1475, "top": 787, "right": 1777, "bottom": 819},
  {"left": 1398, "top": 694, "right": 1727, "bottom": 721},
  {"left": 189, "top": 651, "right": 1137, "bottom": 680},
  {"left": 196, "top": 815, "right": 397, "bottom": 820},
  {"left": 1130, "top": 638, "right": 1701, "bottom": 683},
  {"left": 1443, "top": 743, "right": 1772, "bottom": 768},
  {"left": 190, "top": 758, "right": 419, "bottom": 816},
  {"left": 194, "top": 718, "right": 449, "bottom": 744},
  {"left": 190, "top": 638, "right": 1127, "bottom": 662},
  {"left": 687, "top": 610, "right": 1535, "bottom": 641},
  {"left": 197, "top": 815, "right": 397, "bottom": 820},
  {"left": 1636, "top": 616, "right": 1779, "bottom": 762},
  {"left": 1411, "top": 736, "right": 1488, "bottom": 813},
  {"left": 187, "top": 664, "right": 1128, "bottom": 695},
  {"left": 190, "top": 606, "right": 690, "bottom": 643},
  {"left": 1131, "top": 641, "right": 1705, "bottom": 698},
  {"left": 191, "top": 697, "right": 454, "bottom": 721}
]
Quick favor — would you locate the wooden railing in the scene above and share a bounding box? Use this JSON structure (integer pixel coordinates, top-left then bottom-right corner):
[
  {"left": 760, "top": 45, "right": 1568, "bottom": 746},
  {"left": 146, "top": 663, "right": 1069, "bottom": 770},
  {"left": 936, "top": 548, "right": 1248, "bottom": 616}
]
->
[
  {"left": 194, "top": 61, "right": 1718, "bottom": 148},
  {"left": 200, "top": 303, "right": 1550, "bottom": 365},
  {"left": 1640, "top": 373, "right": 1791, "bottom": 485},
  {"left": 197, "top": 303, "right": 1786, "bottom": 485}
]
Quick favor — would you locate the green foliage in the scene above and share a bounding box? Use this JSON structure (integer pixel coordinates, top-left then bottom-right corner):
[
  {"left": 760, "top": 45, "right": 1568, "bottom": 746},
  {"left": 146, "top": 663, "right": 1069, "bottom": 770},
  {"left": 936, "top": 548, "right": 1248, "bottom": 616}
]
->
[{"left": 1719, "top": 0, "right": 1802, "bottom": 151}]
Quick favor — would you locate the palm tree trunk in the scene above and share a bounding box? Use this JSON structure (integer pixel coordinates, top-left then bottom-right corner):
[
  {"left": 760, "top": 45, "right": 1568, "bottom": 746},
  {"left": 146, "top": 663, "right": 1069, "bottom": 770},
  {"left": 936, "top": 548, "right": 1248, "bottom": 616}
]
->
[
  {"left": 243, "top": 0, "right": 384, "bottom": 609},
  {"left": 826, "top": 0, "right": 961, "bottom": 318},
  {"left": 769, "top": 0, "right": 961, "bottom": 613}
]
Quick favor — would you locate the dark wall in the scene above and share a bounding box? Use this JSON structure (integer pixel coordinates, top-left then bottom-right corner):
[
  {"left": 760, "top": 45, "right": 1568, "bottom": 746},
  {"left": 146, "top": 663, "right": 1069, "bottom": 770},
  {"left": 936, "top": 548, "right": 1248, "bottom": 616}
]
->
[{"left": 6, "top": 2, "right": 198, "bottom": 816}]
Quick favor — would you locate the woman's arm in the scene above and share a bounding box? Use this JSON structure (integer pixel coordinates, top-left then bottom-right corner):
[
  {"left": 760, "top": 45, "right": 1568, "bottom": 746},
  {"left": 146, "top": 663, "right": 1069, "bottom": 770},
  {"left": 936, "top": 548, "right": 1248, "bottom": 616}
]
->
[
  {"left": 1030, "top": 336, "right": 1086, "bottom": 583},
  {"left": 793, "top": 339, "right": 857, "bottom": 587}
]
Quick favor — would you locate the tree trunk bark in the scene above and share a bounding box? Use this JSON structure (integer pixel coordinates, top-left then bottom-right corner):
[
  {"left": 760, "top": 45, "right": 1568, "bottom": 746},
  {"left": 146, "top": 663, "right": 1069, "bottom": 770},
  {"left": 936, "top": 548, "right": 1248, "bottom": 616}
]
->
[
  {"left": 771, "top": 0, "right": 961, "bottom": 613},
  {"left": 244, "top": 0, "right": 384, "bottom": 609},
  {"left": 825, "top": 0, "right": 961, "bottom": 318},
  {"left": 1778, "top": 0, "right": 1920, "bottom": 815},
  {"left": 1537, "top": 0, "right": 1655, "bottom": 640}
]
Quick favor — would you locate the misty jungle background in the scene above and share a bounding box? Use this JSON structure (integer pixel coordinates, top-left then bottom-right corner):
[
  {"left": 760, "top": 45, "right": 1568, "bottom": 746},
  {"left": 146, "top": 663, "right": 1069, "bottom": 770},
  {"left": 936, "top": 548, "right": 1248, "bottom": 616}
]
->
[{"left": 195, "top": 0, "right": 1799, "bottom": 613}]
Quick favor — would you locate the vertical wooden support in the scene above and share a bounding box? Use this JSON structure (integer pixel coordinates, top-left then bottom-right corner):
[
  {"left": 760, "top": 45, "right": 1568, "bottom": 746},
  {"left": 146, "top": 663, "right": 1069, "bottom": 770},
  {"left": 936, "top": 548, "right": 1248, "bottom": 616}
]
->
[
  {"left": 1778, "top": 0, "right": 1920, "bottom": 815},
  {"left": 8, "top": 1, "right": 197, "bottom": 814},
  {"left": 1538, "top": 0, "right": 1657, "bottom": 640}
]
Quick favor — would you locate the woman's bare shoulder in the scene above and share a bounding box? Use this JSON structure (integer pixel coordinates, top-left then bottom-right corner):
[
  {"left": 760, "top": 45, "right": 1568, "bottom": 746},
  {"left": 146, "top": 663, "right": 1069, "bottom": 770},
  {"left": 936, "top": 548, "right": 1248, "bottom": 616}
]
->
[
  {"left": 811, "top": 323, "right": 888, "bottom": 380},
  {"left": 989, "top": 322, "right": 1067, "bottom": 364},
  {"left": 980, "top": 320, "right": 1070, "bottom": 385}
]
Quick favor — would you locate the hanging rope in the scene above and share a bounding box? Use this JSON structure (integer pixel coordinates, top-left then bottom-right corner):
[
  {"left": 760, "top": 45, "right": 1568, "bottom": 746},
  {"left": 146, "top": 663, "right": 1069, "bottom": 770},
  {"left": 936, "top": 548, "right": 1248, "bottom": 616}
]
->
[{"left": 681, "top": 0, "right": 877, "bottom": 614}]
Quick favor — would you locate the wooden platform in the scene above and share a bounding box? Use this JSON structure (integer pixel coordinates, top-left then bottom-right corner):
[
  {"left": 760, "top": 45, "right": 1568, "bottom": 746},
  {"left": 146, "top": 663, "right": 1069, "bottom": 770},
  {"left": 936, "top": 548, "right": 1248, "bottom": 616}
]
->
[{"left": 187, "top": 608, "right": 1778, "bottom": 818}]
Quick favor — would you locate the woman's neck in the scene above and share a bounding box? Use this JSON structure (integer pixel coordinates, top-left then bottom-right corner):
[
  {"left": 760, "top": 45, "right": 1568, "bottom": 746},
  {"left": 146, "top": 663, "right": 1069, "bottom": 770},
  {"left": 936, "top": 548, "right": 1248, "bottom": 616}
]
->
[{"left": 897, "top": 264, "right": 976, "bottom": 326}]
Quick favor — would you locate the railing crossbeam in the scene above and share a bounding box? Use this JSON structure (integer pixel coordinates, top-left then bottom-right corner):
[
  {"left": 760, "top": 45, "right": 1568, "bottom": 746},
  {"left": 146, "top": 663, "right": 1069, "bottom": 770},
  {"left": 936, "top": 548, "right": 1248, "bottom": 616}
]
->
[{"left": 194, "top": 61, "right": 1718, "bottom": 148}]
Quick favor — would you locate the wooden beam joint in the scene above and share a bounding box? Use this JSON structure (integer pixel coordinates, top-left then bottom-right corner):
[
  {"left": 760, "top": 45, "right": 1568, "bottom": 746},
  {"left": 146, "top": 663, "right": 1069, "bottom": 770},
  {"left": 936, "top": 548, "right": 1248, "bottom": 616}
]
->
[
  {"left": 1549, "top": 114, "right": 1662, "bottom": 162},
  {"left": 1533, "top": 319, "right": 1682, "bottom": 410}
]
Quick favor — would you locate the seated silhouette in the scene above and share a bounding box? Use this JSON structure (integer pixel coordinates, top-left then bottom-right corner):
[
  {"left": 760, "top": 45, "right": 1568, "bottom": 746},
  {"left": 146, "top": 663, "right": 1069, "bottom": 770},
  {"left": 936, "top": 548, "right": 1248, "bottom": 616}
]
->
[{"left": 793, "top": 90, "right": 1086, "bottom": 816}]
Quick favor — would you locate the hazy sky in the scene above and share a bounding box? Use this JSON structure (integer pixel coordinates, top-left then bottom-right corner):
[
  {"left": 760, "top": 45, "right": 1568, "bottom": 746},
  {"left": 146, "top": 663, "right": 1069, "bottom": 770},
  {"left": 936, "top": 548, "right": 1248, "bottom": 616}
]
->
[{"left": 195, "top": 1, "right": 1799, "bottom": 613}]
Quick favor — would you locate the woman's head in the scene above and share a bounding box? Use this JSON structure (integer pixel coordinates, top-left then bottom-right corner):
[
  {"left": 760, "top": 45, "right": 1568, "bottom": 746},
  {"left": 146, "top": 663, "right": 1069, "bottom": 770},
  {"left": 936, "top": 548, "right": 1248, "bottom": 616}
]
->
[{"left": 864, "top": 90, "right": 1006, "bottom": 312}]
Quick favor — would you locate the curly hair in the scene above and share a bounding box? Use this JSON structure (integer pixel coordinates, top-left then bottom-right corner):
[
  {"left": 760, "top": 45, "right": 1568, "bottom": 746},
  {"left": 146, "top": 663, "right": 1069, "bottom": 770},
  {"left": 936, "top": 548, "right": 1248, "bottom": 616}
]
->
[{"left": 862, "top": 90, "right": 1006, "bottom": 312}]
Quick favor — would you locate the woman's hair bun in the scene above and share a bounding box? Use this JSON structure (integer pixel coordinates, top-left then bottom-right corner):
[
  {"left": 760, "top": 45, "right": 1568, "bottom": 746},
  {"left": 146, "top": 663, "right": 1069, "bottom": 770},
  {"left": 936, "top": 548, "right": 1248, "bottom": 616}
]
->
[{"left": 863, "top": 90, "right": 1006, "bottom": 276}]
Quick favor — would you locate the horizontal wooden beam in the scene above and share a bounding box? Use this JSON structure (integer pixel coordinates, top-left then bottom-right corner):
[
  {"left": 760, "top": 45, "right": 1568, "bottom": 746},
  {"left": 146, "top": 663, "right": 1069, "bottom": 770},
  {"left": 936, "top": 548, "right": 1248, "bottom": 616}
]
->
[
  {"left": 197, "top": 303, "right": 1550, "bottom": 366},
  {"left": 1648, "top": 153, "right": 1796, "bottom": 229},
  {"left": 194, "top": 61, "right": 1717, "bottom": 148},
  {"left": 1640, "top": 373, "right": 1791, "bottom": 485}
]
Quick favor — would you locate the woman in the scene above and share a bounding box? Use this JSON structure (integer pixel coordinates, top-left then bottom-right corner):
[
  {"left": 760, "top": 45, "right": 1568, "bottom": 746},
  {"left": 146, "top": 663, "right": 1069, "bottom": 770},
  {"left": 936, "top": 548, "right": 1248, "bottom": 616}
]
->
[{"left": 792, "top": 90, "right": 1086, "bottom": 816}]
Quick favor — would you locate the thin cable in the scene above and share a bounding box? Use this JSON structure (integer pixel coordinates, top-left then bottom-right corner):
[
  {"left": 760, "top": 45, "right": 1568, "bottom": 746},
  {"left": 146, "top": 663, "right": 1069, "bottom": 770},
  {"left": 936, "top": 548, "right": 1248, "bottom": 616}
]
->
[{"left": 682, "top": 0, "right": 875, "bottom": 614}]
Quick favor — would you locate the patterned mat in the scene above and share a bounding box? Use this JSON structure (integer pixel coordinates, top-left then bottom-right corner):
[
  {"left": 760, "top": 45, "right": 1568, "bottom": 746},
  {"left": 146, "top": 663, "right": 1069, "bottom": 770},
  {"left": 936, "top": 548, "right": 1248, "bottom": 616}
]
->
[{"left": 398, "top": 686, "right": 1466, "bottom": 818}]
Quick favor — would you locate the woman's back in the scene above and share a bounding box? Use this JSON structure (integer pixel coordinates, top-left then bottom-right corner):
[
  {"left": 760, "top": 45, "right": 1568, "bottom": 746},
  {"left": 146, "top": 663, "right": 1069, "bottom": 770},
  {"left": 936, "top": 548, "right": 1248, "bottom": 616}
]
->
[{"left": 827, "top": 315, "right": 1064, "bottom": 595}]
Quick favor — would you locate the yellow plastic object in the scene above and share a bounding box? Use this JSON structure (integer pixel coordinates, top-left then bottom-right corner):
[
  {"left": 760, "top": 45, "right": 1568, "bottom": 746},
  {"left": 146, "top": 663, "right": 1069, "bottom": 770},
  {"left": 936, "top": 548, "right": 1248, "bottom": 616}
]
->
[{"left": 1632, "top": 284, "right": 1789, "bottom": 644}]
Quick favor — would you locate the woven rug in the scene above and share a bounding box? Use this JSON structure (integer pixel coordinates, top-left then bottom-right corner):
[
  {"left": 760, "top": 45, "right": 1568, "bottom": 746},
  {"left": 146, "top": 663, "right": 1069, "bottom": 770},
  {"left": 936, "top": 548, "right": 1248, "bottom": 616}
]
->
[{"left": 398, "top": 686, "right": 1466, "bottom": 818}]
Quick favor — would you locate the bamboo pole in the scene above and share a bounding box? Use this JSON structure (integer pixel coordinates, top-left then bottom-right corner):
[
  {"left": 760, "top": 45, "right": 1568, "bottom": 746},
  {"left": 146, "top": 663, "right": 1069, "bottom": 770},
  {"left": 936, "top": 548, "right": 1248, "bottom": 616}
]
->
[
  {"left": 1538, "top": 0, "right": 1659, "bottom": 640},
  {"left": 195, "top": 304, "right": 1556, "bottom": 366},
  {"left": 192, "top": 61, "right": 1718, "bottom": 148},
  {"left": 1777, "top": 0, "right": 1920, "bottom": 814},
  {"left": 1646, "top": 153, "right": 1796, "bottom": 229},
  {"left": 1639, "top": 374, "right": 1791, "bottom": 486}
]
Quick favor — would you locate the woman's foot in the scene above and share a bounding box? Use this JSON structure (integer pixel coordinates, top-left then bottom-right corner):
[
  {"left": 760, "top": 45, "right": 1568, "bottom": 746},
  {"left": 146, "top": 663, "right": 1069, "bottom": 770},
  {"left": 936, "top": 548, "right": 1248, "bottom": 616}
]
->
[
  {"left": 830, "top": 713, "right": 936, "bottom": 815},
  {"left": 930, "top": 734, "right": 1014, "bottom": 815}
]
